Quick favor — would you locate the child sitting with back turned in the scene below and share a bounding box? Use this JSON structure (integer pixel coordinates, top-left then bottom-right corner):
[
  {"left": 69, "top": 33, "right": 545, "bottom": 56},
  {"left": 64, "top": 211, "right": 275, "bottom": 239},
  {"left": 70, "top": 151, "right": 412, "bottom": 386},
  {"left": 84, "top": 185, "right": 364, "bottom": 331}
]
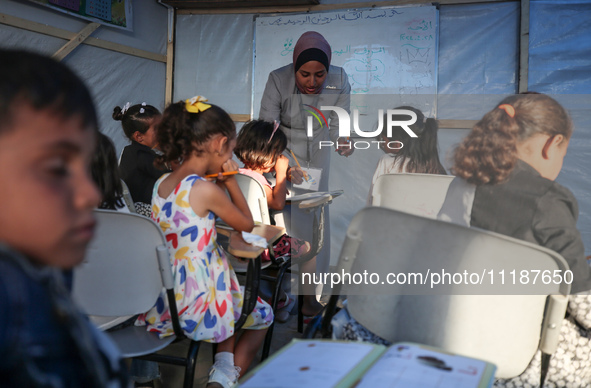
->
[
  {"left": 0, "top": 49, "right": 128, "bottom": 387},
  {"left": 114, "top": 102, "right": 169, "bottom": 217},
  {"left": 234, "top": 119, "right": 324, "bottom": 320},
  {"left": 134, "top": 97, "right": 273, "bottom": 388},
  {"left": 438, "top": 93, "right": 591, "bottom": 387},
  {"left": 91, "top": 132, "right": 132, "bottom": 212},
  {"left": 368, "top": 106, "right": 446, "bottom": 203}
]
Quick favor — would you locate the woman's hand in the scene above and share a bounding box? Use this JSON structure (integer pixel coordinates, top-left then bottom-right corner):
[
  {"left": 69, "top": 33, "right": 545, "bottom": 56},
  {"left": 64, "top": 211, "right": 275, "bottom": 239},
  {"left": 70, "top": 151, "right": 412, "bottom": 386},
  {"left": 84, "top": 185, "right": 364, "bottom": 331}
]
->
[
  {"left": 336, "top": 137, "right": 354, "bottom": 157},
  {"left": 287, "top": 166, "right": 305, "bottom": 184}
]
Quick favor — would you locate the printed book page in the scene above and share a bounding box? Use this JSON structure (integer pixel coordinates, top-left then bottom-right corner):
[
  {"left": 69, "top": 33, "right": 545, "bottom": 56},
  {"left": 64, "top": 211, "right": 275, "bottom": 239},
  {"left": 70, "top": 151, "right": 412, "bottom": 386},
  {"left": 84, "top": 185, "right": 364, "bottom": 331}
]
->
[
  {"left": 355, "top": 343, "right": 489, "bottom": 388},
  {"left": 293, "top": 167, "right": 322, "bottom": 191},
  {"left": 239, "top": 340, "right": 380, "bottom": 388}
]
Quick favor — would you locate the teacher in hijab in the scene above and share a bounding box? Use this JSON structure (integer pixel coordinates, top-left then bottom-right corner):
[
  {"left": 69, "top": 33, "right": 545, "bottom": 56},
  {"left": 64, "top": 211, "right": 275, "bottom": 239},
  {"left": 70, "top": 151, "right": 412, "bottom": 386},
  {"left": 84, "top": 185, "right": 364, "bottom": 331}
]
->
[{"left": 259, "top": 31, "right": 352, "bottom": 280}]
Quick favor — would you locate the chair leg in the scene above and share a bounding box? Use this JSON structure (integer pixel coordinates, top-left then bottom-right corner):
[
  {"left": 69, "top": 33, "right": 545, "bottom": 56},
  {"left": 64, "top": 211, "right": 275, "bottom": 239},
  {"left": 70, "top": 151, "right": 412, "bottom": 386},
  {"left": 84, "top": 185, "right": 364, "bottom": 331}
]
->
[
  {"left": 261, "top": 263, "right": 290, "bottom": 360},
  {"left": 321, "top": 294, "right": 340, "bottom": 338},
  {"left": 236, "top": 258, "right": 261, "bottom": 330},
  {"left": 261, "top": 321, "right": 276, "bottom": 361},
  {"left": 183, "top": 341, "right": 201, "bottom": 388},
  {"left": 297, "top": 294, "right": 304, "bottom": 333}
]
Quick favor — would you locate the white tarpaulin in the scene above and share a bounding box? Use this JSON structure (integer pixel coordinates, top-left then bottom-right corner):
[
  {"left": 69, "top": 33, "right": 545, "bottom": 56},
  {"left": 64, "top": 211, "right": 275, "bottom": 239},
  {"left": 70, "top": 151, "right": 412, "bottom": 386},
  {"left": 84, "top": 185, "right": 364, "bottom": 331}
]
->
[{"left": 0, "top": 0, "right": 168, "bottom": 155}]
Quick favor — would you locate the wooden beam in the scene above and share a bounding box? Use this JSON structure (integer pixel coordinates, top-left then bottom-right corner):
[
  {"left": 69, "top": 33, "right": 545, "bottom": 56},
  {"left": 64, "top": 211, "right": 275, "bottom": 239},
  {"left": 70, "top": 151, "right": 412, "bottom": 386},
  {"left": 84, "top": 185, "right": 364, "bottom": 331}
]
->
[
  {"left": 178, "top": 0, "right": 512, "bottom": 14},
  {"left": 0, "top": 13, "right": 166, "bottom": 63},
  {"left": 165, "top": 0, "right": 318, "bottom": 8},
  {"left": 52, "top": 22, "right": 100, "bottom": 61},
  {"left": 0, "top": 12, "right": 71, "bottom": 39},
  {"left": 165, "top": 8, "right": 176, "bottom": 105},
  {"left": 230, "top": 113, "right": 252, "bottom": 122},
  {"left": 518, "top": 0, "right": 529, "bottom": 93},
  {"left": 438, "top": 119, "right": 478, "bottom": 129}
]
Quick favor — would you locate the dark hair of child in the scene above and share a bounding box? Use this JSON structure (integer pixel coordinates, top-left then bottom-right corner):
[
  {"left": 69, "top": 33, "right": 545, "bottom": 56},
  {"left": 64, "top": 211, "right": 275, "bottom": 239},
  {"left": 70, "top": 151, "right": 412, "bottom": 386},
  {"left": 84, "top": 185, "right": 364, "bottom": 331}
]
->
[
  {"left": 155, "top": 101, "right": 236, "bottom": 167},
  {"left": 384, "top": 106, "right": 446, "bottom": 175},
  {"left": 91, "top": 132, "right": 125, "bottom": 210},
  {"left": 234, "top": 120, "right": 288, "bottom": 170},
  {"left": 112, "top": 104, "right": 161, "bottom": 141},
  {"left": 0, "top": 50, "right": 97, "bottom": 133},
  {"left": 452, "top": 93, "right": 572, "bottom": 185}
]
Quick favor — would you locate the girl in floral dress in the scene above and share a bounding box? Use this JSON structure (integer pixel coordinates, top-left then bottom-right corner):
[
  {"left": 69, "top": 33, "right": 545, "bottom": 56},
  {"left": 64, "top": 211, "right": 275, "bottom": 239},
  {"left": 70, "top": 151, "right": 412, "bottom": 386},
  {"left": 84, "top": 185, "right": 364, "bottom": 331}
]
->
[{"left": 135, "top": 96, "right": 273, "bottom": 388}]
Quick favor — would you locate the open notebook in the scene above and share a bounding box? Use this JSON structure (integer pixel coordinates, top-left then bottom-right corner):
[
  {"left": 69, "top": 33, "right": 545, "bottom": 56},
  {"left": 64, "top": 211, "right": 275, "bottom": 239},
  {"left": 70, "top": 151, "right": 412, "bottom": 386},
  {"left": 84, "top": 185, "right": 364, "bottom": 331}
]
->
[{"left": 239, "top": 340, "right": 496, "bottom": 388}]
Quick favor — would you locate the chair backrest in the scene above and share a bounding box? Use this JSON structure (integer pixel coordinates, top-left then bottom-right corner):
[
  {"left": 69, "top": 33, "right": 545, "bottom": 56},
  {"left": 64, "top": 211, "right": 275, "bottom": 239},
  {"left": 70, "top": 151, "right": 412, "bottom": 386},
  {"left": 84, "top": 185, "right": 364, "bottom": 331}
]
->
[
  {"left": 120, "top": 179, "right": 137, "bottom": 213},
  {"left": 73, "top": 209, "right": 172, "bottom": 317},
  {"left": 235, "top": 173, "right": 271, "bottom": 224},
  {"left": 370, "top": 173, "right": 454, "bottom": 218},
  {"left": 335, "top": 207, "right": 570, "bottom": 378}
]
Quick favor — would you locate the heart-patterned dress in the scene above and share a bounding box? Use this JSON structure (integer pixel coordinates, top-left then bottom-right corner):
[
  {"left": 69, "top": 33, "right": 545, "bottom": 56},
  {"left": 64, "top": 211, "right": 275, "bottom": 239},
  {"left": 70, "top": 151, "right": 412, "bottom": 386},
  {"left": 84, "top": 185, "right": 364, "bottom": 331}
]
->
[{"left": 135, "top": 174, "right": 273, "bottom": 342}]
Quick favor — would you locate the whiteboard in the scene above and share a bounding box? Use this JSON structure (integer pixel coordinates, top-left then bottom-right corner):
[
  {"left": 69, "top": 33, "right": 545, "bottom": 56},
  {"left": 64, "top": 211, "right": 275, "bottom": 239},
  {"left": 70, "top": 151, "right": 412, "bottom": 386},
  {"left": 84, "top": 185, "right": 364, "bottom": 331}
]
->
[{"left": 253, "top": 5, "right": 439, "bottom": 118}]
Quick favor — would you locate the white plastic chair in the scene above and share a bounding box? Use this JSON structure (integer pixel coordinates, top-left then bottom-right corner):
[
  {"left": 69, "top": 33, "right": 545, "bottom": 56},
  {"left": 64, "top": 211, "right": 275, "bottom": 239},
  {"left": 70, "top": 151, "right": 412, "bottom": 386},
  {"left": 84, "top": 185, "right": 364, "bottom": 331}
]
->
[
  {"left": 72, "top": 210, "right": 200, "bottom": 388},
  {"left": 220, "top": 174, "right": 274, "bottom": 274},
  {"left": 322, "top": 207, "right": 570, "bottom": 381},
  {"left": 370, "top": 173, "right": 454, "bottom": 218},
  {"left": 120, "top": 179, "right": 136, "bottom": 213},
  {"left": 235, "top": 173, "right": 271, "bottom": 224},
  {"left": 231, "top": 173, "right": 335, "bottom": 358}
]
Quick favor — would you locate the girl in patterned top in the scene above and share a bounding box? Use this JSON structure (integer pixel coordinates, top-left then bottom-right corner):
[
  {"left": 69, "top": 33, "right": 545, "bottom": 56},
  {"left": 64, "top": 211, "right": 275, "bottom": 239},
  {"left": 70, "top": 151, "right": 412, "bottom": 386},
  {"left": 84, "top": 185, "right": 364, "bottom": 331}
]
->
[{"left": 135, "top": 97, "right": 273, "bottom": 388}]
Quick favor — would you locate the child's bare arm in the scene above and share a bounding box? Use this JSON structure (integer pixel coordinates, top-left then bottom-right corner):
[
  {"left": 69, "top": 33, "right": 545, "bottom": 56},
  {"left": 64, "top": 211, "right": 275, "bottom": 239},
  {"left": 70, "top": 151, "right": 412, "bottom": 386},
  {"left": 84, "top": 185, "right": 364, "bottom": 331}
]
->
[
  {"left": 266, "top": 154, "right": 289, "bottom": 210},
  {"left": 191, "top": 180, "right": 254, "bottom": 233},
  {"left": 205, "top": 159, "right": 254, "bottom": 232}
]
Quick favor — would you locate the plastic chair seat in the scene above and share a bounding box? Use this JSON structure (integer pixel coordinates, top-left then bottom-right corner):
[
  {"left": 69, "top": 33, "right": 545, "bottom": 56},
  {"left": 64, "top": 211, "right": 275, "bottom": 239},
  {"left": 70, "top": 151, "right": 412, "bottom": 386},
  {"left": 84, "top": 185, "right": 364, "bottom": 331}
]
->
[
  {"left": 89, "top": 315, "right": 135, "bottom": 331},
  {"left": 108, "top": 325, "right": 177, "bottom": 358}
]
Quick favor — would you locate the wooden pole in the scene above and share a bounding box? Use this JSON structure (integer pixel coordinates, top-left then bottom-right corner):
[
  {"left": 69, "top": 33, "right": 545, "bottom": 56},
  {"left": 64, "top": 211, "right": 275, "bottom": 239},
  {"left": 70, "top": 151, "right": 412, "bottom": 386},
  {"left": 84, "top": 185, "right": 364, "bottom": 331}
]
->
[
  {"left": 518, "top": 0, "right": 530, "bottom": 93},
  {"left": 52, "top": 22, "right": 100, "bottom": 61}
]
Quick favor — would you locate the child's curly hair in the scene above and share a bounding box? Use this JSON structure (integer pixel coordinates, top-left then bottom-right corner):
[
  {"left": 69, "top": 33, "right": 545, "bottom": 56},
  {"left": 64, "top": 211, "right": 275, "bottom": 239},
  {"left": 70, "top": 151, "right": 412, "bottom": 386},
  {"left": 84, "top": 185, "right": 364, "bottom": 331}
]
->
[
  {"left": 234, "top": 120, "right": 287, "bottom": 170},
  {"left": 154, "top": 101, "right": 235, "bottom": 167},
  {"left": 453, "top": 93, "right": 572, "bottom": 185}
]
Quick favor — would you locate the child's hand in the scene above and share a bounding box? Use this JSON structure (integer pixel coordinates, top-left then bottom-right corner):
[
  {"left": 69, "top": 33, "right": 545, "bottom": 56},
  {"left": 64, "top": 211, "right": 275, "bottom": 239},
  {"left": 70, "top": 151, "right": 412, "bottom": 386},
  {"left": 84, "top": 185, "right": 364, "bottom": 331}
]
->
[
  {"left": 210, "top": 159, "right": 239, "bottom": 184},
  {"left": 274, "top": 154, "right": 290, "bottom": 176},
  {"left": 288, "top": 166, "right": 305, "bottom": 184},
  {"left": 219, "top": 159, "right": 239, "bottom": 181}
]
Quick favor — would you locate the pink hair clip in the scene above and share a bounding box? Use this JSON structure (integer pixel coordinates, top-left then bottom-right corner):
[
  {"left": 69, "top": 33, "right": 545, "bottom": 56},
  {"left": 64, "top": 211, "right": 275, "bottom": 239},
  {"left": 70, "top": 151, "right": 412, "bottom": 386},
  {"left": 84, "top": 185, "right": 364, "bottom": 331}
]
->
[
  {"left": 498, "top": 104, "right": 515, "bottom": 118},
  {"left": 268, "top": 120, "right": 280, "bottom": 144}
]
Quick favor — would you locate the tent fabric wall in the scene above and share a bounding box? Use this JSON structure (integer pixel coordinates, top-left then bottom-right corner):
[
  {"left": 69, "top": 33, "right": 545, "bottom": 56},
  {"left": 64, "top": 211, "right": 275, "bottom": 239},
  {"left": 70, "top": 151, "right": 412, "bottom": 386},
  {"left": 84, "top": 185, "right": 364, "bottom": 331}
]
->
[
  {"left": 529, "top": 0, "right": 591, "bottom": 94},
  {"left": 0, "top": 0, "right": 168, "bottom": 155},
  {"left": 438, "top": 2, "right": 519, "bottom": 97},
  {"left": 174, "top": 14, "right": 254, "bottom": 115},
  {"left": 529, "top": 0, "right": 591, "bottom": 249},
  {"left": 436, "top": 2, "right": 519, "bottom": 170}
]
